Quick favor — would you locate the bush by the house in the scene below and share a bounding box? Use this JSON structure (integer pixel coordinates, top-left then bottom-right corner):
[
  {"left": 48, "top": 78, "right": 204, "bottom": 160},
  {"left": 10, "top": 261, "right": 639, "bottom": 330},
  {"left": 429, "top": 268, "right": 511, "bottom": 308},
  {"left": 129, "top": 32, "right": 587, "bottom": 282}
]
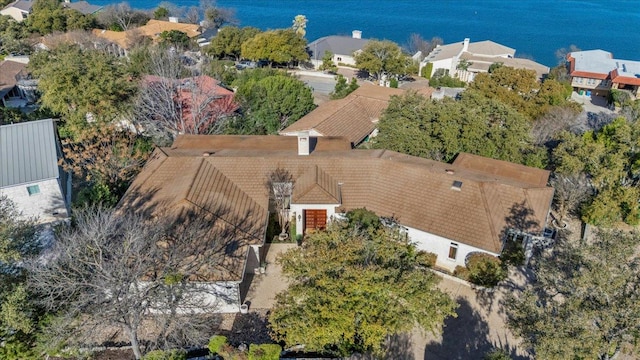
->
[
  {"left": 208, "top": 335, "right": 228, "bottom": 355},
  {"left": 417, "top": 251, "right": 437, "bottom": 267},
  {"left": 453, "top": 265, "right": 470, "bottom": 280},
  {"left": 143, "top": 349, "right": 187, "bottom": 360},
  {"left": 389, "top": 78, "right": 398, "bottom": 88},
  {"left": 422, "top": 62, "right": 433, "bottom": 79},
  {"left": 484, "top": 348, "right": 512, "bottom": 360},
  {"left": 500, "top": 239, "right": 525, "bottom": 267},
  {"left": 248, "top": 344, "right": 282, "bottom": 360},
  {"left": 466, "top": 253, "right": 507, "bottom": 287}
]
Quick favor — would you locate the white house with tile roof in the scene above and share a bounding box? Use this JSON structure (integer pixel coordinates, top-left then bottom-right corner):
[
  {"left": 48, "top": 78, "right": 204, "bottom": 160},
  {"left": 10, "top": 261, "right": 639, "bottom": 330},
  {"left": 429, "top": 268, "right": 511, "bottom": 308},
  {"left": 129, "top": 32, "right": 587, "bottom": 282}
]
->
[
  {"left": 120, "top": 134, "right": 554, "bottom": 311},
  {"left": 420, "top": 38, "right": 549, "bottom": 82},
  {"left": 307, "top": 30, "right": 370, "bottom": 68}
]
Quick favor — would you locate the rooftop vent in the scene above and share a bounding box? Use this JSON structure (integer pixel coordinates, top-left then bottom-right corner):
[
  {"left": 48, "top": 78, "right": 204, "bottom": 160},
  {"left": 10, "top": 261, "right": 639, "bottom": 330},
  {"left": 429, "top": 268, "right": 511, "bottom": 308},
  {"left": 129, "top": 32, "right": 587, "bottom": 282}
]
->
[
  {"left": 202, "top": 152, "right": 213, "bottom": 157},
  {"left": 451, "top": 180, "right": 463, "bottom": 191},
  {"left": 445, "top": 169, "right": 455, "bottom": 175}
]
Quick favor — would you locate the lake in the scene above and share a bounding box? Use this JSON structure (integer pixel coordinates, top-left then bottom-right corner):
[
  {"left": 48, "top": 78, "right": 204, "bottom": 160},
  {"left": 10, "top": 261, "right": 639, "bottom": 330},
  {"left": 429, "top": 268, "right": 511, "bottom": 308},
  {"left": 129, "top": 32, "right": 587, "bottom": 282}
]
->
[{"left": 91, "top": 0, "right": 640, "bottom": 67}]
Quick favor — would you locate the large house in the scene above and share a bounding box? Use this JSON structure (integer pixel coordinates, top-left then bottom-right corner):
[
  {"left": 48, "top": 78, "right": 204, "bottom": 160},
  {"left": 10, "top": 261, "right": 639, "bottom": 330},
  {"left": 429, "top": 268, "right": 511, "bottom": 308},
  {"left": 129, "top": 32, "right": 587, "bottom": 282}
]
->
[
  {"left": 120, "top": 134, "right": 553, "bottom": 312},
  {"left": 419, "top": 38, "right": 549, "bottom": 82},
  {"left": 0, "top": 0, "right": 32, "bottom": 21},
  {"left": 92, "top": 19, "right": 202, "bottom": 56},
  {"left": 307, "top": 30, "right": 370, "bottom": 68},
  {"left": 567, "top": 49, "right": 640, "bottom": 99},
  {"left": 0, "top": 119, "right": 71, "bottom": 224},
  {"left": 279, "top": 84, "right": 404, "bottom": 147}
]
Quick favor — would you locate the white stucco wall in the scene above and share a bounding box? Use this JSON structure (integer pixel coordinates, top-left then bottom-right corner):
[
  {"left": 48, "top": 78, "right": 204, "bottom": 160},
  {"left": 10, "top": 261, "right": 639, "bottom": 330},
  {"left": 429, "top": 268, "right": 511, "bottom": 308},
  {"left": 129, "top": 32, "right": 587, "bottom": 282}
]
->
[
  {"left": 420, "top": 58, "right": 455, "bottom": 78},
  {"left": 0, "top": 7, "right": 29, "bottom": 22},
  {"left": 290, "top": 203, "right": 339, "bottom": 236},
  {"left": 406, "top": 225, "right": 499, "bottom": 272},
  {"left": 146, "top": 281, "right": 241, "bottom": 314},
  {"left": 280, "top": 129, "right": 324, "bottom": 138},
  {"left": 0, "top": 178, "right": 68, "bottom": 224}
]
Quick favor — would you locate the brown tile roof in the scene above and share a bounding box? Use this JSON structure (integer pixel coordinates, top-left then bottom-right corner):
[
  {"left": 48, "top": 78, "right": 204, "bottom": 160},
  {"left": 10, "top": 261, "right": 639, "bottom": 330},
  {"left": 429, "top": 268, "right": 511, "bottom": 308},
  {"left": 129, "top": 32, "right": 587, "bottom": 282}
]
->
[
  {"left": 0, "top": 60, "right": 27, "bottom": 97},
  {"left": 92, "top": 19, "right": 201, "bottom": 50},
  {"left": 280, "top": 84, "right": 405, "bottom": 145},
  {"left": 122, "top": 135, "right": 554, "bottom": 278}
]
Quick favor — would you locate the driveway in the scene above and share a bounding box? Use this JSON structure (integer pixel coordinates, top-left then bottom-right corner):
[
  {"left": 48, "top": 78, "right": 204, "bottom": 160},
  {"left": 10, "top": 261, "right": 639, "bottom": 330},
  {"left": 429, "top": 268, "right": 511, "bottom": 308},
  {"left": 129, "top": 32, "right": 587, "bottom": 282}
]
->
[{"left": 243, "top": 244, "right": 531, "bottom": 359}]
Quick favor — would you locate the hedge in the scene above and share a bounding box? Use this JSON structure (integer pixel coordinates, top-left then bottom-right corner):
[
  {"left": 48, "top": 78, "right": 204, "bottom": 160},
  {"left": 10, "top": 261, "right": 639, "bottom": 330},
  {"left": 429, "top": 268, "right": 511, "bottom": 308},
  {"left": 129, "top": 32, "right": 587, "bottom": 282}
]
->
[{"left": 248, "top": 344, "right": 282, "bottom": 360}]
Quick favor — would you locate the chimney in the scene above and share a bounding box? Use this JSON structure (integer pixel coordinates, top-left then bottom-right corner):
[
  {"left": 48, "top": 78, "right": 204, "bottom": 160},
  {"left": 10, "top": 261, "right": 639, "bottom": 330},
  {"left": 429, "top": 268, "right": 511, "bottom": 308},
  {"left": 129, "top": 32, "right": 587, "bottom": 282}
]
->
[
  {"left": 352, "top": 30, "right": 362, "bottom": 39},
  {"left": 297, "top": 131, "right": 310, "bottom": 156},
  {"left": 168, "top": 16, "right": 179, "bottom": 23},
  {"left": 462, "top": 38, "right": 470, "bottom": 52}
]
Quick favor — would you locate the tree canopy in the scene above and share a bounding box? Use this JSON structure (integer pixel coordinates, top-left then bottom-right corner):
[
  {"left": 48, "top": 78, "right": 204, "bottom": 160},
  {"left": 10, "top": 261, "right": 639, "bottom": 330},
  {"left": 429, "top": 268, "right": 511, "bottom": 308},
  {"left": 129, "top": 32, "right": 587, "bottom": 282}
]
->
[
  {"left": 551, "top": 117, "right": 640, "bottom": 226},
  {"left": 374, "top": 90, "right": 545, "bottom": 167},
  {"left": 354, "top": 39, "right": 412, "bottom": 80},
  {"left": 0, "top": 197, "right": 41, "bottom": 359},
  {"left": 240, "top": 29, "right": 308, "bottom": 66},
  {"left": 469, "top": 66, "right": 578, "bottom": 120},
  {"left": 29, "top": 44, "right": 136, "bottom": 134},
  {"left": 205, "top": 26, "right": 260, "bottom": 60},
  {"left": 230, "top": 69, "right": 315, "bottom": 134},
  {"left": 27, "top": 0, "right": 94, "bottom": 35},
  {"left": 269, "top": 211, "right": 456, "bottom": 356},
  {"left": 506, "top": 230, "right": 640, "bottom": 359}
]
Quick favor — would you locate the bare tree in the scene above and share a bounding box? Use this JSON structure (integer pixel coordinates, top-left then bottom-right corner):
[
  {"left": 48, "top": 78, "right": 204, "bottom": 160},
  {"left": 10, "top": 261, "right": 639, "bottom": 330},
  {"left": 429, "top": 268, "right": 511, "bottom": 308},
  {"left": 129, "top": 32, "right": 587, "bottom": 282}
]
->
[
  {"left": 200, "top": 0, "right": 237, "bottom": 29},
  {"left": 29, "top": 205, "right": 246, "bottom": 359},
  {"left": 405, "top": 34, "right": 442, "bottom": 59},
  {"left": 531, "top": 106, "right": 581, "bottom": 146},
  {"left": 97, "top": 3, "right": 150, "bottom": 31},
  {"left": 134, "top": 48, "right": 238, "bottom": 142},
  {"left": 184, "top": 6, "right": 200, "bottom": 24},
  {"left": 266, "top": 168, "right": 294, "bottom": 240},
  {"left": 550, "top": 172, "right": 592, "bottom": 223}
]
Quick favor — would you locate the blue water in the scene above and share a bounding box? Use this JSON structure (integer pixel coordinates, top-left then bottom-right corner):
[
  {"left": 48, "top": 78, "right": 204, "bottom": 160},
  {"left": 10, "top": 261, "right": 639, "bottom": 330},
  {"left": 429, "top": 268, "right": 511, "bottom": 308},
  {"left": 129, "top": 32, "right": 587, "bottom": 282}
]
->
[{"left": 92, "top": 0, "right": 640, "bottom": 66}]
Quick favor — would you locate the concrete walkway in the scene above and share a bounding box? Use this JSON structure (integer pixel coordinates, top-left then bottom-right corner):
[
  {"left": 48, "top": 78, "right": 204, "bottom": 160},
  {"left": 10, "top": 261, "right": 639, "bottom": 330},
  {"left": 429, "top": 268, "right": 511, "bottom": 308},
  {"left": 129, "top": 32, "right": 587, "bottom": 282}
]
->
[{"left": 243, "top": 244, "right": 531, "bottom": 359}]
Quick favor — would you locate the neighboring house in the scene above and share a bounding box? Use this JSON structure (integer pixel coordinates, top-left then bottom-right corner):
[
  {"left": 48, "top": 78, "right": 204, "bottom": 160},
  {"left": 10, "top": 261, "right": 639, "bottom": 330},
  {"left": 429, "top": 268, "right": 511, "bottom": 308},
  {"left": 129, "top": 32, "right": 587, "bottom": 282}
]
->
[
  {"left": 61, "top": 0, "right": 102, "bottom": 15},
  {"left": 0, "top": 0, "right": 32, "bottom": 22},
  {"left": 419, "top": 38, "right": 549, "bottom": 82},
  {"left": 568, "top": 49, "right": 640, "bottom": 99},
  {"left": 0, "top": 0, "right": 100, "bottom": 21},
  {"left": 141, "top": 75, "right": 238, "bottom": 134},
  {"left": 0, "top": 119, "right": 71, "bottom": 224},
  {"left": 280, "top": 84, "right": 404, "bottom": 147},
  {"left": 307, "top": 30, "right": 369, "bottom": 68},
  {"left": 92, "top": 19, "right": 202, "bottom": 56},
  {"left": 120, "top": 134, "right": 553, "bottom": 312},
  {"left": 0, "top": 59, "right": 38, "bottom": 109}
]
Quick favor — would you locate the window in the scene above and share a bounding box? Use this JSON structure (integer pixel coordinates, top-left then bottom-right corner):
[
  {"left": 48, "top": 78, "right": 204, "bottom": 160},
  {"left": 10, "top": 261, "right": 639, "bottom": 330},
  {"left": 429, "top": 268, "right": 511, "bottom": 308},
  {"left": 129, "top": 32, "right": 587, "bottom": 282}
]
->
[
  {"left": 448, "top": 243, "right": 458, "bottom": 260},
  {"left": 27, "top": 185, "right": 40, "bottom": 196},
  {"left": 451, "top": 180, "right": 463, "bottom": 191},
  {"left": 336, "top": 57, "right": 342, "bottom": 62}
]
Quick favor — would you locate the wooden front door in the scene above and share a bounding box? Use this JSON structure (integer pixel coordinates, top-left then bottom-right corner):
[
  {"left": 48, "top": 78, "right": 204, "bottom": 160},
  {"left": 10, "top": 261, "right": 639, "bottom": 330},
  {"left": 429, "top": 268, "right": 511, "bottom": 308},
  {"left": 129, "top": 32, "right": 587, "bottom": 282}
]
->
[{"left": 304, "top": 209, "right": 327, "bottom": 234}]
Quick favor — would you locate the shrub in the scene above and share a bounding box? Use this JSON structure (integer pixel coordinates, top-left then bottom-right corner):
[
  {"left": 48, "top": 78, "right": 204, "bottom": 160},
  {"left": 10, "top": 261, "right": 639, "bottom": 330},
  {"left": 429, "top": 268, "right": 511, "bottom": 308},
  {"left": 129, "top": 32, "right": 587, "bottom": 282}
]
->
[
  {"left": 466, "top": 253, "right": 506, "bottom": 287},
  {"left": 453, "top": 265, "right": 469, "bottom": 280},
  {"left": 389, "top": 78, "right": 398, "bottom": 88},
  {"left": 500, "top": 239, "right": 525, "bottom": 267},
  {"left": 416, "top": 251, "right": 437, "bottom": 267},
  {"left": 248, "top": 344, "right": 281, "bottom": 360},
  {"left": 422, "top": 62, "right": 433, "bottom": 79},
  {"left": 208, "top": 335, "right": 228, "bottom": 355},
  {"left": 484, "top": 348, "right": 512, "bottom": 360},
  {"left": 143, "top": 349, "right": 187, "bottom": 360}
]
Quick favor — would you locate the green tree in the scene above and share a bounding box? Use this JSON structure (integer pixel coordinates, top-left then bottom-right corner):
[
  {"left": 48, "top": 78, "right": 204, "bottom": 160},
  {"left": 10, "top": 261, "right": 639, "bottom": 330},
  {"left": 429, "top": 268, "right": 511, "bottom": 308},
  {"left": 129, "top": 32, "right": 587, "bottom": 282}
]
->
[
  {"left": 269, "top": 215, "right": 456, "bottom": 356},
  {"left": 551, "top": 118, "right": 640, "bottom": 226},
  {"left": 27, "top": 0, "right": 93, "bottom": 35},
  {"left": 354, "top": 39, "right": 411, "bottom": 80},
  {"left": 231, "top": 69, "right": 315, "bottom": 134},
  {"left": 159, "top": 29, "right": 190, "bottom": 48},
  {"left": 318, "top": 50, "right": 337, "bottom": 73},
  {"left": 205, "top": 26, "right": 260, "bottom": 60},
  {"left": 506, "top": 230, "right": 640, "bottom": 360},
  {"left": 329, "top": 74, "right": 359, "bottom": 100},
  {"left": 153, "top": 6, "right": 169, "bottom": 19},
  {"left": 469, "top": 65, "right": 579, "bottom": 120},
  {"left": 241, "top": 29, "right": 308, "bottom": 66},
  {"left": 374, "top": 90, "right": 544, "bottom": 166},
  {"left": 0, "top": 197, "right": 41, "bottom": 360},
  {"left": 29, "top": 44, "right": 136, "bottom": 134}
]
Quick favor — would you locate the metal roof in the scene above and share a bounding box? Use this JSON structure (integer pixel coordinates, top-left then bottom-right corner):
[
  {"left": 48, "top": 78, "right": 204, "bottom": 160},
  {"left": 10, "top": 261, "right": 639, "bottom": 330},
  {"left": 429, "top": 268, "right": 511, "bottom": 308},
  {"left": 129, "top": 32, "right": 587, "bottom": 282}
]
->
[
  {"left": 0, "top": 119, "right": 60, "bottom": 187},
  {"left": 308, "top": 35, "right": 370, "bottom": 59}
]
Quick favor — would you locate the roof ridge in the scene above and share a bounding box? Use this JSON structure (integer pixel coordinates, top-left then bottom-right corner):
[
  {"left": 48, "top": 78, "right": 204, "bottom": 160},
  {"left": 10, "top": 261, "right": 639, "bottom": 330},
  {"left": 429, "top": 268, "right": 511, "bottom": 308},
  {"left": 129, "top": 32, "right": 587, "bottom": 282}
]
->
[{"left": 478, "top": 182, "right": 502, "bottom": 253}]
